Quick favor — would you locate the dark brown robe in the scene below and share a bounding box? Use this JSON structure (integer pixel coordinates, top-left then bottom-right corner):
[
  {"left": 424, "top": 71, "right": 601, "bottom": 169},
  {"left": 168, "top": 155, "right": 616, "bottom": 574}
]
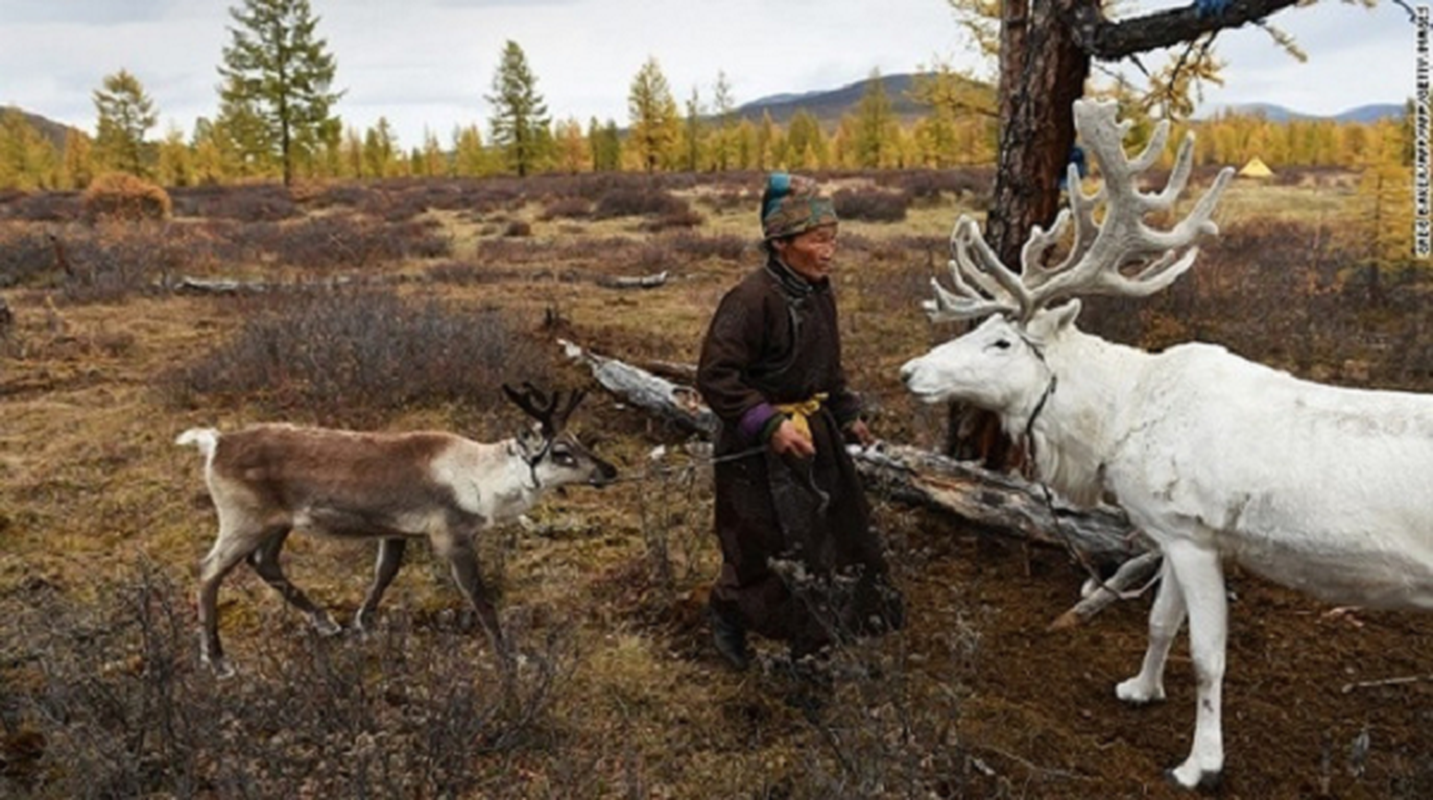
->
[{"left": 697, "top": 257, "right": 901, "bottom": 653}]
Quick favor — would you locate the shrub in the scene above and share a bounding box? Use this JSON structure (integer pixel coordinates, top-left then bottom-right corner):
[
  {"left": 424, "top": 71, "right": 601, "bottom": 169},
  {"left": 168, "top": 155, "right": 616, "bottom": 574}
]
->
[
  {"left": 0, "top": 563, "right": 575, "bottom": 799},
  {"left": 0, "top": 191, "right": 83, "bottom": 222},
  {"left": 169, "top": 183, "right": 298, "bottom": 222},
  {"left": 161, "top": 289, "right": 554, "bottom": 426},
  {"left": 0, "top": 230, "right": 58, "bottom": 287},
  {"left": 593, "top": 187, "right": 691, "bottom": 220},
  {"left": 668, "top": 232, "right": 750, "bottom": 262},
  {"left": 832, "top": 187, "right": 909, "bottom": 222},
  {"left": 81, "top": 172, "right": 172, "bottom": 222},
  {"left": 539, "top": 196, "right": 593, "bottom": 221}
]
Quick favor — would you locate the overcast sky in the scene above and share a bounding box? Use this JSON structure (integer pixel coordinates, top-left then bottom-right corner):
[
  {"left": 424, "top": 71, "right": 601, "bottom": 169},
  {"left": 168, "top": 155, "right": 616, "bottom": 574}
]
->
[{"left": 0, "top": 0, "right": 1419, "bottom": 148}]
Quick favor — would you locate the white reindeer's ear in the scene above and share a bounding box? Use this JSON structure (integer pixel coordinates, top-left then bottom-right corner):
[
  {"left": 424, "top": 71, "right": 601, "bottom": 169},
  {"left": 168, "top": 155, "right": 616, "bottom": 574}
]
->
[{"left": 1048, "top": 299, "right": 1082, "bottom": 332}]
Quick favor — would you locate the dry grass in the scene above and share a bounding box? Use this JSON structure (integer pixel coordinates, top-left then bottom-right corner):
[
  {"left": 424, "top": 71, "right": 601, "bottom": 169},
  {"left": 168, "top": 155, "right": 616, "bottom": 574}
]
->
[{"left": 4, "top": 169, "right": 1433, "bottom": 798}]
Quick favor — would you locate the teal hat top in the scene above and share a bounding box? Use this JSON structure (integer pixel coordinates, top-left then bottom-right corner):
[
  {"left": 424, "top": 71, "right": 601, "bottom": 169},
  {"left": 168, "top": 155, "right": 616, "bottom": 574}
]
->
[{"left": 760, "top": 172, "right": 837, "bottom": 240}]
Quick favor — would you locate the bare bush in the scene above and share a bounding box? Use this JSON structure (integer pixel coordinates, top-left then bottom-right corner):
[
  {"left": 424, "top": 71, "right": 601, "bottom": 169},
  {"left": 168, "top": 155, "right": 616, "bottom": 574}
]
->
[
  {"left": 225, "top": 214, "right": 452, "bottom": 270},
  {"left": 170, "top": 184, "right": 298, "bottom": 222},
  {"left": 832, "top": 187, "right": 909, "bottom": 222},
  {"left": 55, "top": 225, "right": 193, "bottom": 305},
  {"left": 593, "top": 187, "right": 692, "bottom": 220},
  {"left": 668, "top": 231, "right": 750, "bottom": 262},
  {"left": 0, "top": 230, "right": 57, "bottom": 288},
  {"left": 539, "top": 197, "right": 594, "bottom": 221},
  {"left": 160, "top": 289, "right": 554, "bottom": 426},
  {"left": 881, "top": 169, "right": 992, "bottom": 202},
  {"left": 0, "top": 191, "right": 83, "bottom": 222},
  {"left": 0, "top": 562, "right": 576, "bottom": 799}
]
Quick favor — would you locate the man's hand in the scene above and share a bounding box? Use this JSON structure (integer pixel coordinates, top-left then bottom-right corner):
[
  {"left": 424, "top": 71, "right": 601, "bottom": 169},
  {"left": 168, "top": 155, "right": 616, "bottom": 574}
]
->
[
  {"left": 847, "top": 419, "right": 875, "bottom": 448},
  {"left": 769, "top": 418, "right": 815, "bottom": 458}
]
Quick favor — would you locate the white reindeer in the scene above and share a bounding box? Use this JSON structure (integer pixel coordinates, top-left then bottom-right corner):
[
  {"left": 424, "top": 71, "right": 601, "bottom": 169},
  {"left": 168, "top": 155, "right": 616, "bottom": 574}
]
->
[
  {"left": 901, "top": 99, "right": 1433, "bottom": 790},
  {"left": 176, "top": 383, "right": 617, "bottom": 678}
]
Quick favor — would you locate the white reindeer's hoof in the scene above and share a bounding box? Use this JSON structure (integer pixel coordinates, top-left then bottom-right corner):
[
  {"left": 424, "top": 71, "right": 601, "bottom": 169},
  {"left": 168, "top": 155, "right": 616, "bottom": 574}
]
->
[
  {"left": 313, "top": 614, "right": 343, "bottom": 637},
  {"left": 1166, "top": 762, "right": 1222, "bottom": 792},
  {"left": 1116, "top": 677, "right": 1165, "bottom": 705},
  {"left": 204, "top": 656, "right": 237, "bottom": 680}
]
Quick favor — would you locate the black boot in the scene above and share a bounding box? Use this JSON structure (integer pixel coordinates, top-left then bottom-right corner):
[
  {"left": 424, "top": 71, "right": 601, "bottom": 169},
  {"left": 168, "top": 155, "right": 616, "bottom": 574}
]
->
[{"left": 708, "top": 602, "right": 750, "bottom": 672}]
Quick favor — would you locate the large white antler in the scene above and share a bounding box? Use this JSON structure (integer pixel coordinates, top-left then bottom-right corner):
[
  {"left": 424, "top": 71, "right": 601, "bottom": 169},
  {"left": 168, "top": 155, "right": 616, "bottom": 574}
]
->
[{"left": 924, "top": 99, "right": 1234, "bottom": 324}]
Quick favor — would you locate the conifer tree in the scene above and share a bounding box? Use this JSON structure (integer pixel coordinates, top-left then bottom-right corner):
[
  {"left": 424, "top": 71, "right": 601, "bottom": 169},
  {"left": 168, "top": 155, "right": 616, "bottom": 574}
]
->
[
  {"left": 588, "top": 118, "right": 622, "bottom": 172},
  {"left": 554, "top": 117, "right": 590, "bottom": 173},
  {"left": 785, "top": 109, "right": 827, "bottom": 170},
  {"left": 218, "top": 0, "right": 342, "bottom": 185},
  {"left": 93, "top": 69, "right": 157, "bottom": 177},
  {"left": 0, "top": 110, "right": 58, "bottom": 190},
  {"left": 419, "top": 128, "right": 445, "bottom": 177},
  {"left": 155, "top": 124, "right": 195, "bottom": 187},
  {"left": 627, "top": 57, "right": 681, "bottom": 172},
  {"left": 363, "top": 118, "right": 398, "bottom": 178},
  {"left": 754, "top": 111, "right": 776, "bottom": 170},
  {"left": 852, "top": 69, "right": 895, "bottom": 169},
  {"left": 682, "top": 87, "right": 704, "bottom": 172},
  {"left": 214, "top": 77, "right": 275, "bottom": 178},
  {"left": 487, "top": 40, "right": 550, "bottom": 177},
  {"left": 453, "top": 125, "right": 489, "bottom": 177},
  {"left": 61, "top": 130, "right": 95, "bottom": 190},
  {"left": 190, "top": 118, "right": 231, "bottom": 184},
  {"left": 709, "top": 71, "right": 737, "bottom": 171}
]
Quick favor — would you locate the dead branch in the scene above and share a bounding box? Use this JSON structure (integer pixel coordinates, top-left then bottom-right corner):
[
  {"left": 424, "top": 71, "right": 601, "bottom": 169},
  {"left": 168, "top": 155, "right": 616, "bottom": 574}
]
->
[{"left": 1047, "top": 551, "right": 1163, "bottom": 631}]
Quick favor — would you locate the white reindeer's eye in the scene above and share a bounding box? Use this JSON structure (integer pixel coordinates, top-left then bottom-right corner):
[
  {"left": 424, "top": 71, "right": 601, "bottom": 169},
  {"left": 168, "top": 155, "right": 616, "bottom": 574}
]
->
[{"left": 991, "top": 339, "right": 1013, "bottom": 350}]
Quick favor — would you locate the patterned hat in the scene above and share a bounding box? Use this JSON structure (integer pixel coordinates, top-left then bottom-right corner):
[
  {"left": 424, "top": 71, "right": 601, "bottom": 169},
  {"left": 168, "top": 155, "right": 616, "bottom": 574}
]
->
[{"left": 760, "top": 172, "right": 837, "bottom": 241}]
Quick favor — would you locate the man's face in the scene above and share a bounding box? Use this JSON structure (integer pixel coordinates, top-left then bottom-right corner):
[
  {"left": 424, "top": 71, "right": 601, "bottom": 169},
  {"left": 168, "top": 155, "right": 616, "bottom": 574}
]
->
[{"left": 774, "top": 223, "right": 838, "bottom": 282}]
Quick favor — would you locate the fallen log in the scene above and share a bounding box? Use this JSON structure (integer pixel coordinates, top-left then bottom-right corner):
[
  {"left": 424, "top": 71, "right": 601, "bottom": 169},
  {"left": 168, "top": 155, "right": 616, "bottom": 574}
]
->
[
  {"left": 854, "top": 442, "right": 1150, "bottom": 566},
  {"left": 558, "top": 338, "right": 715, "bottom": 436},
  {"left": 559, "top": 337, "right": 1157, "bottom": 625},
  {"left": 597, "top": 270, "right": 670, "bottom": 290}
]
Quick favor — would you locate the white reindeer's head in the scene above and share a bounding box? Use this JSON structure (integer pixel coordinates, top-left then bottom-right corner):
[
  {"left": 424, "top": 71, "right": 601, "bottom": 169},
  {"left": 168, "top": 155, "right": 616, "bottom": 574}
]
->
[
  {"left": 900, "top": 99, "right": 1233, "bottom": 417},
  {"left": 902, "top": 302, "right": 1082, "bottom": 414}
]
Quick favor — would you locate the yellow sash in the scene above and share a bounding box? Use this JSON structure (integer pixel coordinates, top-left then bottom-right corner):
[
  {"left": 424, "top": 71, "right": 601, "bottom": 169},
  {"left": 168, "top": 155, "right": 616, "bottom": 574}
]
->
[{"left": 775, "top": 393, "right": 828, "bottom": 443}]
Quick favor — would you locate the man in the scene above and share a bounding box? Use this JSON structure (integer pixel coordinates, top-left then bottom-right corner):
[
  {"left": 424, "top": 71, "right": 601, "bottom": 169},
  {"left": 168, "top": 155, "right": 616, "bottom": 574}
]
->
[{"left": 696, "top": 173, "right": 903, "bottom": 671}]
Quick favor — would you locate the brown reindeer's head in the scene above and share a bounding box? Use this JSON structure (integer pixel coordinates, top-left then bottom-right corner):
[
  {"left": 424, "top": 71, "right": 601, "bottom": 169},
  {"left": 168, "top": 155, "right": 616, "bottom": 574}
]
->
[{"left": 503, "top": 382, "right": 618, "bottom": 488}]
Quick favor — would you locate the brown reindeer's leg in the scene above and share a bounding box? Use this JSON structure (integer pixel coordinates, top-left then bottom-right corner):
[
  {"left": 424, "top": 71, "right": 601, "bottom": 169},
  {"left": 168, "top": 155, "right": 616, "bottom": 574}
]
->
[
  {"left": 246, "top": 528, "right": 341, "bottom": 636},
  {"left": 354, "top": 537, "right": 408, "bottom": 633},
  {"left": 439, "top": 538, "right": 506, "bottom": 654},
  {"left": 198, "top": 522, "right": 268, "bottom": 678}
]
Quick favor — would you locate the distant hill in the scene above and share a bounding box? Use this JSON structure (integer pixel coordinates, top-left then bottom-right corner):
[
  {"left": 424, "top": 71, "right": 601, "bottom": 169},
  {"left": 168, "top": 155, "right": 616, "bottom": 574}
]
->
[
  {"left": 1, "top": 106, "right": 81, "bottom": 150},
  {"left": 1201, "top": 102, "right": 1404, "bottom": 123},
  {"left": 734, "top": 72, "right": 993, "bottom": 128}
]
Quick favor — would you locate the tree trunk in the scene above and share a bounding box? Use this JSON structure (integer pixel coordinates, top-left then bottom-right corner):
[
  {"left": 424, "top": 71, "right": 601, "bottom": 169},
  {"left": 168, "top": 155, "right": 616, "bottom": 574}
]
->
[
  {"left": 946, "top": 0, "right": 1094, "bottom": 467},
  {"left": 986, "top": 0, "right": 1093, "bottom": 269}
]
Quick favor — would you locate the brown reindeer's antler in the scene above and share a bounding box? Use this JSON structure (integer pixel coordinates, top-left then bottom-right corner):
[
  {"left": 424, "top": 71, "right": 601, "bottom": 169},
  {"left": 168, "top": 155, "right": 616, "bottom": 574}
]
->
[
  {"left": 925, "top": 99, "right": 1234, "bottom": 325},
  {"left": 502, "top": 383, "right": 585, "bottom": 436}
]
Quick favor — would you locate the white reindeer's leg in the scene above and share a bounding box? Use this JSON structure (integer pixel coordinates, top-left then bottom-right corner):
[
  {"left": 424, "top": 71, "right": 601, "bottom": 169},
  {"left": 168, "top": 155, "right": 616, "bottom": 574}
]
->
[
  {"left": 1163, "top": 540, "right": 1228, "bottom": 791},
  {"left": 354, "top": 538, "right": 408, "bottom": 633},
  {"left": 245, "top": 528, "right": 341, "bottom": 636},
  {"left": 1117, "top": 556, "right": 1185, "bottom": 704}
]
